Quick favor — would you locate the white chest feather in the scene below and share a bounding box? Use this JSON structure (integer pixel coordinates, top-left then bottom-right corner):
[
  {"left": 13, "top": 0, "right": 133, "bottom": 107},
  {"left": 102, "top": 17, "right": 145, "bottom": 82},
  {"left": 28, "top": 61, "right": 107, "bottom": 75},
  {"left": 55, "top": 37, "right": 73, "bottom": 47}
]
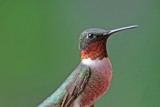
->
[{"left": 82, "top": 57, "right": 112, "bottom": 68}]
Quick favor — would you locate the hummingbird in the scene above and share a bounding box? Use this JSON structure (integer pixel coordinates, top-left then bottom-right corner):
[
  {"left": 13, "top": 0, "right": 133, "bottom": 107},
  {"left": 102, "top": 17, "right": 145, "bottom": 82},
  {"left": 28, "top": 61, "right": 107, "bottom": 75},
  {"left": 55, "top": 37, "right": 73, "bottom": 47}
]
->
[{"left": 38, "top": 25, "right": 137, "bottom": 107}]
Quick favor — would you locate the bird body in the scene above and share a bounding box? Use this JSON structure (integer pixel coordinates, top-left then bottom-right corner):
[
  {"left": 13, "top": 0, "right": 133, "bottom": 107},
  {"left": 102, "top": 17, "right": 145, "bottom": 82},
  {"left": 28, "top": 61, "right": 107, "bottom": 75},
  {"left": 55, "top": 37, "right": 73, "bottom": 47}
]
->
[
  {"left": 39, "top": 25, "right": 137, "bottom": 107},
  {"left": 39, "top": 58, "right": 112, "bottom": 107}
]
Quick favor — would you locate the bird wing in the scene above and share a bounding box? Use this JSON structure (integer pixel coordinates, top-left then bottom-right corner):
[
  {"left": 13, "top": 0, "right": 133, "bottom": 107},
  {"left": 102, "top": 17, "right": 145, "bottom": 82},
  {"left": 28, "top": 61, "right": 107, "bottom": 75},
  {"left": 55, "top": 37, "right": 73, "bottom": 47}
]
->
[
  {"left": 60, "top": 64, "right": 91, "bottom": 107},
  {"left": 38, "top": 64, "right": 91, "bottom": 107}
]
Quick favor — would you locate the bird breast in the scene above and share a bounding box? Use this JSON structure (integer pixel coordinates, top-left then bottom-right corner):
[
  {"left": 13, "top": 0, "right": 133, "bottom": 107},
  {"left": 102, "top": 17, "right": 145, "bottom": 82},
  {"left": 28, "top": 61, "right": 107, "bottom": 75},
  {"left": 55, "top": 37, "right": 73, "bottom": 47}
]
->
[{"left": 80, "top": 57, "right": 112, "bottom": 106}]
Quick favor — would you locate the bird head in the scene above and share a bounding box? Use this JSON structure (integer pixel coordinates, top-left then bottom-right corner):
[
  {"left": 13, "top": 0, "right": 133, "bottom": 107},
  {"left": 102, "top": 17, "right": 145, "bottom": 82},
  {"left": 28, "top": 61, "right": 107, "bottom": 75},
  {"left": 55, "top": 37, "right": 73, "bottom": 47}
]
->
[{"left": 79, "top": 25, "right": 138, "bottom": 60}]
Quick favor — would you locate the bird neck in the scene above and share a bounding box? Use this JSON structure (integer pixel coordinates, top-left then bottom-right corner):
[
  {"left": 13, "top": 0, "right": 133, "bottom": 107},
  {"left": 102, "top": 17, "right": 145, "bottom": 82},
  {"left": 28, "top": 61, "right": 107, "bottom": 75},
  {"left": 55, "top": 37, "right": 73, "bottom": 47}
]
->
[{"left": 81, "top": 40, "right": 108, "bottom": 60}]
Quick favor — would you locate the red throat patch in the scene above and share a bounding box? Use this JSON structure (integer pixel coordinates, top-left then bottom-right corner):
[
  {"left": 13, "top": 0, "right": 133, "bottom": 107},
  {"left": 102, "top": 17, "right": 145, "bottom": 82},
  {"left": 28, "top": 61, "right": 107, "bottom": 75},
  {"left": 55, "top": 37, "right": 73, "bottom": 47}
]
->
[{"left": 81, "top": 40, "right": 107, "bottom": 60}]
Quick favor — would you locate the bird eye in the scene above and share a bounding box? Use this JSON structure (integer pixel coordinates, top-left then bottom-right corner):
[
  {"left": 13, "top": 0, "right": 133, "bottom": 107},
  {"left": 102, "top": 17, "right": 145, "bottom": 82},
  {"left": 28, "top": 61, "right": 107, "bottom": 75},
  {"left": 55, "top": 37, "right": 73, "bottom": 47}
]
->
[{"left": 87, "top": 34, "right": 94, "bottom": 39}]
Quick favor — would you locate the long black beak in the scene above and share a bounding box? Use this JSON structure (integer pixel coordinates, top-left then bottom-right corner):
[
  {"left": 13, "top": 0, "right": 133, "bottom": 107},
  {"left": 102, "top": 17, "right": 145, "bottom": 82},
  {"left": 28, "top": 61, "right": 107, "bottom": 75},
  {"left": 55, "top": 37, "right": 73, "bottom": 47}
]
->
[{"left": 104, "top": 25, "right": 138, "bottom": 36}]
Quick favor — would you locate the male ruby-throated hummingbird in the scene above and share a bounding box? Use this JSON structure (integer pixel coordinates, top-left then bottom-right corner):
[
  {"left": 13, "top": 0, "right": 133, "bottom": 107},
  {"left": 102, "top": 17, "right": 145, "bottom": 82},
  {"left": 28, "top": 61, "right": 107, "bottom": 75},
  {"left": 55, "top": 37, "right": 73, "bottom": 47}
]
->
[{"left": 39, "top": 25, "right": 137, "bottom": 107}]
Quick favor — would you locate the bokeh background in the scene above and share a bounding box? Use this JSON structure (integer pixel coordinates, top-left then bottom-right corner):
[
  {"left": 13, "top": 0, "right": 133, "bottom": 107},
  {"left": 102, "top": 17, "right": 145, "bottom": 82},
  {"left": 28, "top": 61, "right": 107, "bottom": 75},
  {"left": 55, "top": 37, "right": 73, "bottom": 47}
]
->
[{"left": 0, "top": 0, "right": 160, "bottom": 107}]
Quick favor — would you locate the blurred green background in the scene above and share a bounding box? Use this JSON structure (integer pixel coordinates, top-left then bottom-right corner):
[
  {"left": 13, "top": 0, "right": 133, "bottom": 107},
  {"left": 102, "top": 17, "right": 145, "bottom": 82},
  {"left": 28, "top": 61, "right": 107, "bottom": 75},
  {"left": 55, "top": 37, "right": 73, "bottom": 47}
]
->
[{"left": 0, "top": 0, "right": 160, "bottom": 107}]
